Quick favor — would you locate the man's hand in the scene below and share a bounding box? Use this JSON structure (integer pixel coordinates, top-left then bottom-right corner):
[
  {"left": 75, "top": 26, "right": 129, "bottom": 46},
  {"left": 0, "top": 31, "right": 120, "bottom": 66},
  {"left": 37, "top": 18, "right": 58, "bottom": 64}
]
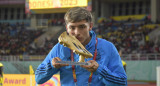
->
[
  {"left": 52, "top": 57, "right": 69, "bottom": 69},
  {"left": 81, "top": 60, "right": 99, "bottom": 72}
]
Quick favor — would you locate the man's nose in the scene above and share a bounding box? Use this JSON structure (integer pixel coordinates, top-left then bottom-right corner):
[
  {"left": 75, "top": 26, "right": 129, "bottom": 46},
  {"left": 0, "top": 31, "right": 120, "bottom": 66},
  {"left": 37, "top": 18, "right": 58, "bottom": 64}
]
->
[{"left": 74, "top": 28, "right": 80, "bottom": 36}]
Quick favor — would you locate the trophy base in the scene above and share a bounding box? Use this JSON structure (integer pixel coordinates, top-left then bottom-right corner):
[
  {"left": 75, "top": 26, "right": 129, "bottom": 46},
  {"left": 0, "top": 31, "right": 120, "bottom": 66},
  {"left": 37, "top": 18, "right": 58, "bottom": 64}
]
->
[{"left": 56, "top": 61, "right": 90, "bottom": 65}]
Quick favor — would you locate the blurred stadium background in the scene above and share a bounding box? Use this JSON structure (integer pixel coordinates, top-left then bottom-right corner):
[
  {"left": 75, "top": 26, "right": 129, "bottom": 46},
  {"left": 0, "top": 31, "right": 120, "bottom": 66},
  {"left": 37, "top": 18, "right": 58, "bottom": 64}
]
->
[{"left": 0, "top": 0, "right": 160, "bottom": 86}]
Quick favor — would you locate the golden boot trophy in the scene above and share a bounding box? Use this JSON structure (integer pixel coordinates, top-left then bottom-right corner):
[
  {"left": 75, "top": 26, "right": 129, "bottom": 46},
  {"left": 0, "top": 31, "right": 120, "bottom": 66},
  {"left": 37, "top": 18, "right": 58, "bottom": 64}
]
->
[{"left": 58, "top": 31, "right": 93, "bottom": 63}]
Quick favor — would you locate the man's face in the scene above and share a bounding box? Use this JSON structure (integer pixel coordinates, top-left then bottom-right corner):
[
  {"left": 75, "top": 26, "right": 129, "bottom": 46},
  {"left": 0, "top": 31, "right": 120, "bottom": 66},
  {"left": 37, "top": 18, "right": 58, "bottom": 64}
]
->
[{"left": 66, "top": 20, "right": 93, "bottom": 46}]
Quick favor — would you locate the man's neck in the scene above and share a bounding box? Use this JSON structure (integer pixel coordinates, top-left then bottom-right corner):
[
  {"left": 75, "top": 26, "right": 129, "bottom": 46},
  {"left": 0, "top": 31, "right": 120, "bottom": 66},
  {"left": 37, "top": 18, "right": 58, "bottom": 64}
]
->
[{"left": 82, "top": 36, "right": 91, "bottom": 46}]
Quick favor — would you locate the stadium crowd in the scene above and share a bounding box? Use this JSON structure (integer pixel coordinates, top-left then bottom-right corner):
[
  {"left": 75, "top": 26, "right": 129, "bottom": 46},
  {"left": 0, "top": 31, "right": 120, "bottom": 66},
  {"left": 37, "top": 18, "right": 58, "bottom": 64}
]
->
[
  {"left": 0, "top": 22, "right": 44, "bottom": 55},
  {"left": 0, "top": 17, "right": 159, "bottom": 56},
  {"left": 49, "top": 18, "right": 65, "bottom": 26},
  {"left": 95, "top": 18, "right": 160, "bottom": 54}
]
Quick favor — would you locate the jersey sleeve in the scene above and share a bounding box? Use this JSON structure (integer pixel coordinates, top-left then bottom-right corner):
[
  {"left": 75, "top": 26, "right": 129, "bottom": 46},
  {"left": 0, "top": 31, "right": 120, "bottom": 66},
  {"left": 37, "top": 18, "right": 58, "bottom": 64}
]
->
[
  {"left": 95, "top": 40, "right": 127, "bottom": 86},
  {"left": 35, "top": 43, "right": 60, "bottom": 84}
]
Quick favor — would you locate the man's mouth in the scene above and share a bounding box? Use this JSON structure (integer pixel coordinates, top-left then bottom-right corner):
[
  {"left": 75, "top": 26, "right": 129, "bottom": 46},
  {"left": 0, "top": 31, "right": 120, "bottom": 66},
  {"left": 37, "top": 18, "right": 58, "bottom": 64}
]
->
[{"left": 76, "top": 37, "right": 81, "bottom": 41}]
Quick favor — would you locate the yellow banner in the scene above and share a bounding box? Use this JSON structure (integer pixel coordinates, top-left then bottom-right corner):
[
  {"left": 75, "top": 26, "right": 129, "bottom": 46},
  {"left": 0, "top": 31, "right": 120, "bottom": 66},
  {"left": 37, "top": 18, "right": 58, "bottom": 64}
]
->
[
  {"left": 29, "top": 0, "right": 88, "bottom": 9},
  {"left": 111, "top": 14, "right": 146, "bottom": 21},
  {"left": 3, "top": 74, "right": 35, "bottom": 86},
  {"left": 3, "top": 74, "right": 61, "bottom": 86}
]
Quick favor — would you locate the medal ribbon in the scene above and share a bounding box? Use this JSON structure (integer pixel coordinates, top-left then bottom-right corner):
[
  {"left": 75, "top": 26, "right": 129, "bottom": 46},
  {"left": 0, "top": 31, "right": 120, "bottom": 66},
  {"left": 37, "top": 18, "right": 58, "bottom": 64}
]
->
[{"left": 71, "top": 38, "right": 98, "bottom": 85}]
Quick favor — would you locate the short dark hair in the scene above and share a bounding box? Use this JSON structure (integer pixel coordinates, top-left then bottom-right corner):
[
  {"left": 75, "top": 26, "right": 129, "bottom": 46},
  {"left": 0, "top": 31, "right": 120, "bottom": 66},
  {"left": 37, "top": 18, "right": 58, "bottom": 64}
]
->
[{"left": 64, "top": 7, "right": 93, "bottom": 24}]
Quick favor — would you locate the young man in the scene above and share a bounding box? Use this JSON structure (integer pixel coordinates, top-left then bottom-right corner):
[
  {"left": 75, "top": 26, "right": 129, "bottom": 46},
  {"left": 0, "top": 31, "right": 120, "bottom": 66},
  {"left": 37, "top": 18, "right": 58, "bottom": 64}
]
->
[{"left": 35, "top": 7, "right": 127, "bottom": 86}]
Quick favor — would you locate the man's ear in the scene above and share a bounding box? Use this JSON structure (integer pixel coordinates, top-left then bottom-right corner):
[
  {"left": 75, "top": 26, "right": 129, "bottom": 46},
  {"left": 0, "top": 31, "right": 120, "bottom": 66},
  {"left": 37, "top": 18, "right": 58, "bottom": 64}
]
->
[{"left": 89, "top": 23, "right": 93, "bottom": 31}]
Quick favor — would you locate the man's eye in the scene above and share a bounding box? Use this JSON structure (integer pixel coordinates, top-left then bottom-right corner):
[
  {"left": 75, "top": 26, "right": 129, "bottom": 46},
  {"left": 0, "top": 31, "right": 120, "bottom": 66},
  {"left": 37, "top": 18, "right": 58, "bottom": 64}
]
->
[
  {"left": 79, "top": 25, "right": 86, "bottom": 29},
  {"left": 70, "top": 26, "right": 75, "bottom": 29}
]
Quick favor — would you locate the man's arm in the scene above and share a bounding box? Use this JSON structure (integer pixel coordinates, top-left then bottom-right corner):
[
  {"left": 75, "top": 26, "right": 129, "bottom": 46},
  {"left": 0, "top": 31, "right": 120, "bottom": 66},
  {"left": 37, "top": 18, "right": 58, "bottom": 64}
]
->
[
  {"left": 96, "top": 64, "right": 127, "bottom": 86},
  {"left": 96, "top": 42, "right": 127, "bottom": 86},
  {"left": 35, "top": 44, "right": 60, "bottom": 84}
]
